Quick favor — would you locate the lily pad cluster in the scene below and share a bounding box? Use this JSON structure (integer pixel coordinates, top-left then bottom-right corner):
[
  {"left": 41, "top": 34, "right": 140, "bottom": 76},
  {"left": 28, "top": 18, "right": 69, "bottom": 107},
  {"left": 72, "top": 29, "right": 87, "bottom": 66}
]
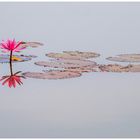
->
[
  {"left": 24, "top": 52, "right": 140, "bottom": 80},
  {"left": 104, "top": 54, "right": 140, "bottom": 72},
  {"left": 23, "top": 51, "right": 100, "bottom": 80},
  {"left": 2, "top": 42, "right": 140, "bottom": 82}
]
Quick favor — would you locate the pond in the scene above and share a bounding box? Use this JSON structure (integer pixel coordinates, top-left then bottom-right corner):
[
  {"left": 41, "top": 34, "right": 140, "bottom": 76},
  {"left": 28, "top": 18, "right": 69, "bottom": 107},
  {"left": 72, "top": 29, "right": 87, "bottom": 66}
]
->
[{"left": 0, "top": 2, "right": 140, "bottom": 138}]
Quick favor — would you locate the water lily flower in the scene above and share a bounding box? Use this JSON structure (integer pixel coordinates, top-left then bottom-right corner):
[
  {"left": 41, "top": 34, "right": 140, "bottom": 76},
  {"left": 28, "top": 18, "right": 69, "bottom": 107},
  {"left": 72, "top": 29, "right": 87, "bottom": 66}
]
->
[
  {"left": 0, "top": 39, "right": 25, "bottom": 53},
  {"left": 0, "top": 71, "right": 25, "bottom": 88},
  {"left": 0, "top": 39, "right": 26, "bottom": 63}
]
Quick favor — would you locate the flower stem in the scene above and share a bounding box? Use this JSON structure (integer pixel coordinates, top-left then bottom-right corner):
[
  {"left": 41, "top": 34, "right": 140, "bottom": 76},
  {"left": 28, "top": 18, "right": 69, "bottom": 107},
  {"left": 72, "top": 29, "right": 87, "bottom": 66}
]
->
[{"left": 10, "top": 51, "right": 13, "bottom": 75}]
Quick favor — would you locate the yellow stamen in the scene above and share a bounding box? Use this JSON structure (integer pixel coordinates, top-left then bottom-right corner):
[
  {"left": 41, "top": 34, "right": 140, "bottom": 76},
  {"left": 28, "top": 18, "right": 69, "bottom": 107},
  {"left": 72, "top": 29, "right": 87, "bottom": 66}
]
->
[{"left": 11, "top": 56, "right": 22, "bottom": 61}]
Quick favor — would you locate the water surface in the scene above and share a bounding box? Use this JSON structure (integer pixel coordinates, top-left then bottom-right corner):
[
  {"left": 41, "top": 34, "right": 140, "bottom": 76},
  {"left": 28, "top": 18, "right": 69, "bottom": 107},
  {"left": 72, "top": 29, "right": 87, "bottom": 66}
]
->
[{"left": 0, "top": 2, "right": 140, "bottom": 138}]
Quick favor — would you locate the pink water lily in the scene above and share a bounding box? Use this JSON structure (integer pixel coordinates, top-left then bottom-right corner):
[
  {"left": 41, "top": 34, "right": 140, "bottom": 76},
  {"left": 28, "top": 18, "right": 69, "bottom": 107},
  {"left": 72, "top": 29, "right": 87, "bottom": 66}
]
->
[
  {"left": 0, "top": 39, "right": 26, "bottom": 63},
  {"left": 0, "top": 39, "right": 26, "bottom": 88},
  {"left": 0, "top": 39, "right": 25, "bottom": 53}
]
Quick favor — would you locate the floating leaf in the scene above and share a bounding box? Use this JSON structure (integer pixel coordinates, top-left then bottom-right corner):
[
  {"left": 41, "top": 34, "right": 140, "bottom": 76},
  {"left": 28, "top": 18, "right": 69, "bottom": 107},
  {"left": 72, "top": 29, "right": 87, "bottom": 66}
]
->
[
  {"left": 23, "top": 70, "right": 81, "bottom": 80},
  {"left": 21, "top": 42, "right": 44, "bottom": 48},
  {"left": 46, "top": 51, "right": 100, "bottom": 60},
  {"left": 99, "top": 64, "right": 126, "bottom": 72},
  {"left": 0, "top": 54, "right": 37, "bottom": 63},
  {"left": 66, "top": 65, "right": 99, "bottom": 73},
  {"left": 35, "top": 59, "right": 96, "bottom": 69},
  {"left": 127, "top": 64, "right": 140, "bottom": 72},
  {"left": 107, "top": 54, "right": 140, "bottom": 62},
  {"left": 99, "top": 64, "right": 140, "bottom": 72}
]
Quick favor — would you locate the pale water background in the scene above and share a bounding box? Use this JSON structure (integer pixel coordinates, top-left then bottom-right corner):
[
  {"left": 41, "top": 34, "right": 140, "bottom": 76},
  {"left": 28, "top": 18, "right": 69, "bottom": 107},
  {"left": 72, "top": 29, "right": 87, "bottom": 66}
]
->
[{"left": 0, "top": 2, "right": 140, "bottom": 138}]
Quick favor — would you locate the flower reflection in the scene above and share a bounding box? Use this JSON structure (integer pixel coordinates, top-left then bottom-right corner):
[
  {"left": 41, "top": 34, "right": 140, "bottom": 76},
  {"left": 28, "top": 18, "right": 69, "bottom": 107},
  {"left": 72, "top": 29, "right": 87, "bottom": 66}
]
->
[
  {"left": 0, "top": 71, "right": 25, "bottom": 88},
  {"left": 0, "top": 61, "right": 25, "bottom": 88}
]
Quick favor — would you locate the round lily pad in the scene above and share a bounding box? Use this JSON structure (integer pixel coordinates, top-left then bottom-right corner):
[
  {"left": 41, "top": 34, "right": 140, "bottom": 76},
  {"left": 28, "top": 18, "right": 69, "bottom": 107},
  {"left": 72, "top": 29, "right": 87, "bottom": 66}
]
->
[
  {"left": 43, "top": 65, "right": 99, "bottom": 73},
  {"left": 0, "top": 54, "right": 37, "bottom": 63},
  {"left": 107, "top": 54, "right": 140, "bottom": 62},
  {"left": 35, "top": 59, "right": 96, "bottom": 69},
  {"left": 21, "top": 42, "right": 44, "bottom": 48},
  {"left": 46, "top": 51, "right": 100, "bottom": 60},
  {"left": 124, "top": 65, "right": 140, "bottom": 72},
  {"left": 99, "top": 64, "right": 140, "bottom": 72},
  {"left": 67, "top": 65, "right": 99, "bottom": 73},
  {"left": 99, "top": 64, "right": 126, "bottom": 72},
  {"left": 23, "top": 70, "right": 81, "bottom": 80},
  {"left": 66, "top": 67, "right": 97, "bottom": 73}
]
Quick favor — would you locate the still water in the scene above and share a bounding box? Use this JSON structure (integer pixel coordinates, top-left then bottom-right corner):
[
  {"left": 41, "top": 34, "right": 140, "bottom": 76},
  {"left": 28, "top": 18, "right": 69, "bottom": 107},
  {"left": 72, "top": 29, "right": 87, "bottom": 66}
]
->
[{"left": 0, "top": 2, "right": 140, "bottom": 138}]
